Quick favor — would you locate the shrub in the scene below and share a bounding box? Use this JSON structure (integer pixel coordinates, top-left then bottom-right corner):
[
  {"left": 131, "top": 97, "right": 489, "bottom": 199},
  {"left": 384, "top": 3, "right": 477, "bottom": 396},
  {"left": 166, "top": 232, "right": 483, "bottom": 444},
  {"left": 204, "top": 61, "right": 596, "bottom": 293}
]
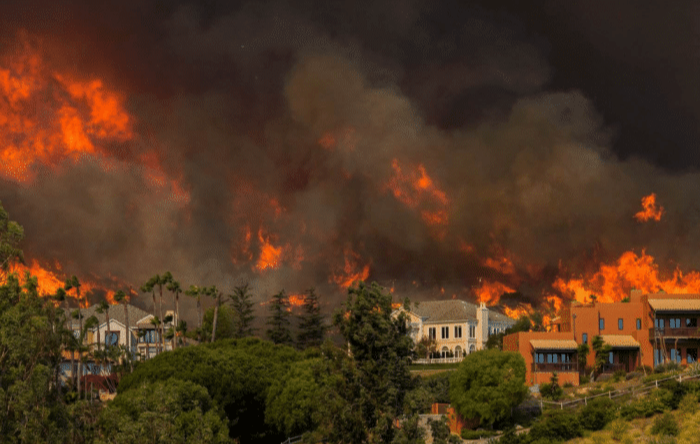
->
[
  {"left": 626, "top": 371, "right": 642, "bottom": 380},
  {"left": 580, "top": 374, "right": 591, "bottom": 385},
  {"left": 613, "top": 369, "right": 626, "bottom": 382},
  {"left": 579, "top": 397, "right": 616, "bottom": 431},
  {"left": 528, "top": 411, "right": 583, "bottom": 442},
  {"left": 609, "top": 418, "right": 628, "bottom": 441},
  {"left": 461, "top": 429, "right": 498, "bottom": 439},
  {"left": 563, "top": 381, "right": 573, "bottom": 388},
  {"left": 651, "top": 412, "right": 679, "bottom": 436},
  {"left": 620, "top": 389, "right": 672, "bottom": 420},
  {"left": 678, "top": 393, "right": 698, "bottom": 416}
]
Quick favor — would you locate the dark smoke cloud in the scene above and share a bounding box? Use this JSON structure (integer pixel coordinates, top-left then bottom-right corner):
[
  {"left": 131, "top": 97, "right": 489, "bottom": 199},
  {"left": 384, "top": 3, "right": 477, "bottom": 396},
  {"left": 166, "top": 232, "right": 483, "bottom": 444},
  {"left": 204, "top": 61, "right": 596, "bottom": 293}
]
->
[{"left": 0, "top": 0, "right": 699, "bottom": 321}]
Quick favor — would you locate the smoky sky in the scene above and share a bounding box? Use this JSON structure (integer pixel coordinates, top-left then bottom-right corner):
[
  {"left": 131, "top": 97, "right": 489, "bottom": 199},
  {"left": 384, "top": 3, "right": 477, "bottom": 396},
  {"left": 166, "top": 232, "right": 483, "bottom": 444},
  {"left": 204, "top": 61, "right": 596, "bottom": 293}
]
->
[{"left": 0, "top": 0, "right": 699, "bottom": 317}]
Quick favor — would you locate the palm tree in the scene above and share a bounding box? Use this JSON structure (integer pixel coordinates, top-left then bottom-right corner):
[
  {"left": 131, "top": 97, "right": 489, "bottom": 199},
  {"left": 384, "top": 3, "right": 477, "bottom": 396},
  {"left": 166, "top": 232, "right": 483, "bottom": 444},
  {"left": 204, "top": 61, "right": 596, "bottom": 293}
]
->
[
  {"left": 141, "top": 276, "right": 161, "bottom": 353},
  {"left": 205, "top": 286, "right": 223, "bottom": 342},
  {"left": 185, "top": 285, "right": 203, "bottom": 342},
  {"left": 113, "top": 289, "right": 133, "bottom": 371},
  {"left": 96, "top": 300, "right": 111, "bottom": 351},
  {"left": 166, "top": 278, "right": 182, "bottom": 349},
  {"left": 65, "top": 276, "right": 83, "bottom": 398}
]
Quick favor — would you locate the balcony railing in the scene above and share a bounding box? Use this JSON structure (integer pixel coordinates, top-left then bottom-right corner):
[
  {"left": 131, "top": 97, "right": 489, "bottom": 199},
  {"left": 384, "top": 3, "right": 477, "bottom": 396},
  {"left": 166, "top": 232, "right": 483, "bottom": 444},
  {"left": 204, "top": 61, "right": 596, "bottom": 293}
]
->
[
  {"left": 600, "top": 363, "right": 625, "bottom": 374},
  {"left": 649, "top": 327, "right": 700, "bottom": 340},
  {"left": 532, "top": 363, "right": 578, "bottom": 373},
  {"left": 412, "top": 357, "right": 465, "bottom": 365}
]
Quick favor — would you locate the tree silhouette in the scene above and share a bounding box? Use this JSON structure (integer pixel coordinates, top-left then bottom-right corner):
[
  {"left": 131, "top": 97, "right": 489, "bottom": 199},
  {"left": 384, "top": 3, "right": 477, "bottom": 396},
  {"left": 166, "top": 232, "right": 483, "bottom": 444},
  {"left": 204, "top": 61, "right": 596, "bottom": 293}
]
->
[
  {"left": 296, "top": 287, "right": 326, "bottom": 349},
  {"left": 267, "top": 289, "right": 293, "bottom": 346},
  {"left": 230, "top": 283, "right": 255, "bottom": 338}
]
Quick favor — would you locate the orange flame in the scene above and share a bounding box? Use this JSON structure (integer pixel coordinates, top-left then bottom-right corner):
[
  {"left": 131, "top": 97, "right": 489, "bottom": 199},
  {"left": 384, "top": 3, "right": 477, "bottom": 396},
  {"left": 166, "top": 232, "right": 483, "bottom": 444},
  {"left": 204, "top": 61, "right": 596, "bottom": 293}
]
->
[
  {"left": 386, "top": 159, "right": 449, "bottom": 229},
  {"left": 634, "top": 193, "right": 663, "bottom": 222},
  {"left": 331, "top": 247, "right": 370, "bottom": 289},
  {"left": 8, "top": 259, "right": 118, "bottom": 307},
  {"left": 473, "top": 281, "right": 515, "bottom": 305},
  {"left": 553, "top": 250, "right": 700, "bottom": 304},
  {"left": 256, "top": 228, "right": 283, "bottom": 271},
  {"left": 503, "top": 304, "right": 531, "bottom": 320},
  {"left": 0, "top": 36, "right": 133, "bottom": 183}
]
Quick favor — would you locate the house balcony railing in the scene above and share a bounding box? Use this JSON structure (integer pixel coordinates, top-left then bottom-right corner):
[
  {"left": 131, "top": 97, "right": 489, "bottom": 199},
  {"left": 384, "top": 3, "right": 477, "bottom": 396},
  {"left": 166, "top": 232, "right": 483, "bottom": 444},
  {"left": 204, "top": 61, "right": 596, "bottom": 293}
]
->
[
  {"left": 649, "top": 327, "right": 700, "bottom": 341},
  {"left": 412, "top": 357, "right": 465, "bottom": 365},
  {"left": 532, "top": 363, "right": 578, "bottom": 373},
  {"left": 599, "top": 363, "right": 625, "bottom": 374}
]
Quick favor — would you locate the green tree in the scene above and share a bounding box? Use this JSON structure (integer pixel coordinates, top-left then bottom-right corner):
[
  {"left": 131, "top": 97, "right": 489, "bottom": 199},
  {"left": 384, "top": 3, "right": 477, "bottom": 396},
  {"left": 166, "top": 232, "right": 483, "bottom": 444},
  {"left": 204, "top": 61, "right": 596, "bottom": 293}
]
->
[
  {"left": 229, "top": 283, "right": 255, "bottom": 338},
  {"left": 113, "top": 290, "right": 133, "bottom": 371},
  {"left": 591, "top": 335, "right": 612, "bottom": 377},
  {"left": 415, "top": 336, "right": 437, "bottom": 359},
  {"left": 391, "top": 415, "right": 426, "bottom": 444},
  {"left": 201, "top": 306, "right": 236, "bottom": 341},
  {"left": 267, "top": 289, "right": 293, "bottom": 346},
  {"left": 65, "top": 275, "right": 84, "bottom": 397},
  {"left": 166, "top": 277, "right": 183, "bottom": 348},
  {"left": 185, "top": 285, "right": 203, "bottom": 341},
  {"left": 140, "top": 276, "right": 161, "bottom": 353},
  {"left": 331, "top": 281, "right": 414, "bottom": 443},
  {"left": 449, "top": 349, "right": 528, "bottom": 427},
  {"left": 204, "top": 286, "right": 224, "bottom": 342},
  {"left": 0, "top": 200, "right": 24, "bottom": 281},
  {"left": 96, "top": 378, "right": 231, "bottom": 443},
  {"left": 577, "top": 343, "right": 589, "bottom": 374},
  {"left": 296, "top": 287, "right": 326, "bottom": 349},
  {"left": 428, "top": 416, "right": 451, "bottom": 444},
  {"left": 0, "top": 272, "right": 70, "bottom": 443}
]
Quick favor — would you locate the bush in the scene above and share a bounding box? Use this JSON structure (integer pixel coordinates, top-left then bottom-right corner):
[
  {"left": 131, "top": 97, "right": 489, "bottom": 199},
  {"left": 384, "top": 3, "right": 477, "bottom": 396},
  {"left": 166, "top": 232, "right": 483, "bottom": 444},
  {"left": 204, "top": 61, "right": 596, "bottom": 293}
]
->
[
  {"left": 528, "top": 411, "right": 583, "bottom": 442},
  {"left": 613, "top": 369, "right": 626, "bottom": 382},
  {"left": 578, "top": 397, "right": 616, "bottom": 431},
  {"left": 625, "top": 371, "right": 642, "bottom": 380},
  {"left": 540, "top": 374, "right": 564, "bottom": 401},
  {"left": 620, "top": 389, "right": 672, "bottom": 420},
  {"left": 580, "top": 374, "right": 591, "bottom": 385},
  {"left": 678, "top": 393, "right": 698, "bottom": 416},
  {"left": 461, "top": 429, "right": 499, "bottom": 439},
  {"left": 651, "top": 412, "right": 679, "bottom": 436},
  {"left": 563, "top": 381, "right": 573, "bottom": 388},
  {"left": 609, "top": 419, "right": 628, "bottom": 441}
]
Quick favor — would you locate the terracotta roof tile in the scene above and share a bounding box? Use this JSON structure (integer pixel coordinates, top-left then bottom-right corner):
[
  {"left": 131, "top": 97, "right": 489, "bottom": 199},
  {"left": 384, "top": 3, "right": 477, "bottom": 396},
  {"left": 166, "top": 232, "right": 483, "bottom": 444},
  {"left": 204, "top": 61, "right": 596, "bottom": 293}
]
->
[
  {"left": 600, "top": 335, "right": 640, "bottom": 348},
  {"left": 529, "top": 339, "right": 578, "bottom": 350},
  {"left": 649, "top": 299, "right": 700, "bottom": 312}
]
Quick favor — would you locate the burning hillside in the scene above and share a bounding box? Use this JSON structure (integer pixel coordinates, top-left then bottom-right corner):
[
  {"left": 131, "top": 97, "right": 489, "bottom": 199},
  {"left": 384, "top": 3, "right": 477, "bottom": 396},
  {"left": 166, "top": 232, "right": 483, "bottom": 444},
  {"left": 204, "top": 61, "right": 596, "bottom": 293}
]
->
[{"left": 0, "top": 3, "right": 699, "bottom": 326}]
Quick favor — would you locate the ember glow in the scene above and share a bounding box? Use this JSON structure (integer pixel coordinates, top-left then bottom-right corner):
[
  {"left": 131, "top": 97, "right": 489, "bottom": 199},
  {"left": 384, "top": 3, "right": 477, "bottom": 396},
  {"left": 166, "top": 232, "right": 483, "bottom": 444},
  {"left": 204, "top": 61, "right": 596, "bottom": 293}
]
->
[
  {"left": 386, "top": 159, "right": 450, "bottom": 229},
  {"left": 634, "top": 193, "right": 664, "bottom": 222},
  {"left": 331, "top": 248, "right": 371, "bottom": 290},
  {"left": 255, "top": 229, "right": 283, "bottom": 271}
]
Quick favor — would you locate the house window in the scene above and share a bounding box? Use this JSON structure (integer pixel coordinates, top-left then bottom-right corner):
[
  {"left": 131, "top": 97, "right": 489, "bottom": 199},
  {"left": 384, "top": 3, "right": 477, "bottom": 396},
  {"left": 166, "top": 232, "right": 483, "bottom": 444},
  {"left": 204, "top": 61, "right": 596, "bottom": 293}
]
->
[
  {"left": 670, "top": 318, "right": 681, "bottom": 329},
  {"left": 609, "top": 352, "right": 614, "bottom": 364},
  {"left": 469, "top": 325, "right": 475, "bottom": 338},
  {"left": 455, "top": 346, "right": 462, "bottom": 358},
  {"left": 441, "top": 347, "right": 449, "bottom": 358},
  {"left": 105, "top": 332, "right": 119, "bottom": 347},
  {"left": 454, "top": 326, "right": 462, "bottom": 338},
  {"left": 688, "top": 348, "right": 697, "bottom": 364},
  {"left": 618, "top": 318, "right": 623, "bottom": 330},
  {"left": 428, "top": 327, "right": 436, "bottom": 340},
  {"left": 655, "top": 318, "right": 665, "bottom": 329},
  {"left": 469, "top": 344, "right": 475, "bottom": 354},
  {"left": 582, "top": 333, "right": 588, "bottom": 344},
  {"left": 636, "top": 319, "right": 642, "bottom": 330},
  {"left": 670, "top": 348, "right": 681, "bottom": 363},
  {"left": 441, "top": 327, "right": 449, "bottom": 339},
  {"left": 687, "top": 318, "right": 698, "bottom": 327},
  {"left": 599, "top": 318, "right": 605, "bottom": 330},
  {"left": 654, "top": 349, "right": 663, "bottom": 366}
]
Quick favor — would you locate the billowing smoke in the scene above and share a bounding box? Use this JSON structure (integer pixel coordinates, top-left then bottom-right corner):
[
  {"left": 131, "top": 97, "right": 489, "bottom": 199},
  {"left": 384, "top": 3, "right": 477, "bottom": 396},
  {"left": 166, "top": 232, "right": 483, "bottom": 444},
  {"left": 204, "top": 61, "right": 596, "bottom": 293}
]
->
[{"left": 1, "top": 0, "right": 699, "bottom": 322}]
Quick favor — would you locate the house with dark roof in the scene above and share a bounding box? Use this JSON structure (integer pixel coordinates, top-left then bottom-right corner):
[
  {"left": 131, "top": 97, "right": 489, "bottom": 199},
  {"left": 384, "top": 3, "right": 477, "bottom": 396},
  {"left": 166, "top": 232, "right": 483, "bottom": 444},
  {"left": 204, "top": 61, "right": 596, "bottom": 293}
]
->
[{"left": 393, "top": 299, "right": 516, "bottom": 360}]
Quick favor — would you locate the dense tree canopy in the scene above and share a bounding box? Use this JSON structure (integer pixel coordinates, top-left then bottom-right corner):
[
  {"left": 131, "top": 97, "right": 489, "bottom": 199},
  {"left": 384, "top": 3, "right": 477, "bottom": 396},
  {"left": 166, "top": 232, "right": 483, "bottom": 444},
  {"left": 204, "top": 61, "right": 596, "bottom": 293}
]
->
[
  {"left": 449, "top": 349, "right": 528, "bottom": 427},
  {"left": 96, "top": 379, "right": 230, "bottom": 443},
  {"left": 0, "top": 200, "right": 24, "bottom": 278}
]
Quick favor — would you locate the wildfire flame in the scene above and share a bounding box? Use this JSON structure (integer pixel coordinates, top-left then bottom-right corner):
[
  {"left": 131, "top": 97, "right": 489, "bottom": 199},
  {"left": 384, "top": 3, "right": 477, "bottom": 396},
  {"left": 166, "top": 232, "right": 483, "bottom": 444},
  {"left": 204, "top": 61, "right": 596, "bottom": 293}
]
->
[
  {"left": 634, "top": 193, "right": 663, "bottom": 222},
  {"left": 331, "top": 247, "right": 371, "bottom": 289},
  {"left": 386, "top": 158, "right": 450, "bottom": 230},
  {"left": 256, "top": 228, "right": 283, "bottom": 271},
  {"left": 8, "top": 259, "right": 118, "bottom": 306},
  {"left": 473, "top": 281, "right": 515, "bottom": 305},
  {"left": 553, "top": 250, "right": 700, "bottom": 304}
]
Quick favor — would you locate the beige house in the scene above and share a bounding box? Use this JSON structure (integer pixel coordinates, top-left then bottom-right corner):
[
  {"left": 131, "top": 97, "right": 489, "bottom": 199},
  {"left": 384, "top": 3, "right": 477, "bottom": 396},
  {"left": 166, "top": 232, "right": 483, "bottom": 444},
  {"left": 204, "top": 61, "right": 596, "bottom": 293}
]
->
[{"left": 394, "top": 300, "right": 516, "bottom": 360}]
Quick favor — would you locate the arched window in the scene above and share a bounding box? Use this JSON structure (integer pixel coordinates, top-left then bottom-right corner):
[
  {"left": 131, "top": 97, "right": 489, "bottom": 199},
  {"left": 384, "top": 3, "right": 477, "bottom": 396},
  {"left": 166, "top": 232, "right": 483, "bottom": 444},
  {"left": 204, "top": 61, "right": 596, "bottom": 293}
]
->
[
  {"left": 441, "top": 346, "right": 449, "bottom": 358},
  {"left": 455, "top": 346, "right": 462, "bottom": 358},
  {"left": 469, "top": 344, "right": 476, "bottom": 354}
]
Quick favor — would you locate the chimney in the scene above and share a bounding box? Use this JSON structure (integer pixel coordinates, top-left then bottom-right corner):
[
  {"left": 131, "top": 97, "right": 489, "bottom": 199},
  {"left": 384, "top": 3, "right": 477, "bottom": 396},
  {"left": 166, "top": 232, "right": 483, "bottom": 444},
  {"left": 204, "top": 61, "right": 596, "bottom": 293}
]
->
[{"left": 476, "top": 302, "right": 489, "bottom": 350}]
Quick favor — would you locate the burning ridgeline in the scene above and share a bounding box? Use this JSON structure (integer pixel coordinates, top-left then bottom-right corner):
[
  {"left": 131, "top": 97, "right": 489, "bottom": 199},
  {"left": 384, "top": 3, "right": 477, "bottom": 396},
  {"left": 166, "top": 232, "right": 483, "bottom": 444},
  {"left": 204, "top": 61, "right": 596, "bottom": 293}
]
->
[{"left": 504, "top": 289, "right": 700, "bottom": 386}]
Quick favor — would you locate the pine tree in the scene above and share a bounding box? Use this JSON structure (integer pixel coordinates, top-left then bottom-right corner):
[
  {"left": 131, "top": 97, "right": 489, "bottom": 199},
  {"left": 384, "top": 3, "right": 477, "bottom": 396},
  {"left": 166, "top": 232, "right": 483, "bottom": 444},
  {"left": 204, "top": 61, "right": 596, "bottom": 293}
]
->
[
  {"left": 230, "top": 283, "right": 255, "bottom": 338},
  {"left": 266, "top": 289, "right": 293, "bottom": 345},
  {"left": 296, "top": 287, "right": 326, "bottom": 349}
]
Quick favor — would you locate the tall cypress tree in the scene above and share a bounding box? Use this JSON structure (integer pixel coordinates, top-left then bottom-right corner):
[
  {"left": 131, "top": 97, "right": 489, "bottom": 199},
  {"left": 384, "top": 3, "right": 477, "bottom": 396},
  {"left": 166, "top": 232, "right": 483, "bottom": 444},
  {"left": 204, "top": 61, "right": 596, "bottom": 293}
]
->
[
  {"left": 230, "top": 283, "right": 255, "bottom": 338},
  {"left": 296, "top": 287, "right": 326, "bottom": 349},
  {"left": 266, "top": 289, "right": 293, "bottom": 346}
]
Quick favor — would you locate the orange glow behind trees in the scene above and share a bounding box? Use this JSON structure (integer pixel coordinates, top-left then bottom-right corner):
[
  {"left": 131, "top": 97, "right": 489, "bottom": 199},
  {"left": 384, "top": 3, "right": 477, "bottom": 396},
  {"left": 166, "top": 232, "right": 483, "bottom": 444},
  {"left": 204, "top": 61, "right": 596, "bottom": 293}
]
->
[
  {"left": 331, "top": 247, "right": 371, "bottom": 289},
  {"left": 634, "top": 193, "right": 664, "bottom": 222}
]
